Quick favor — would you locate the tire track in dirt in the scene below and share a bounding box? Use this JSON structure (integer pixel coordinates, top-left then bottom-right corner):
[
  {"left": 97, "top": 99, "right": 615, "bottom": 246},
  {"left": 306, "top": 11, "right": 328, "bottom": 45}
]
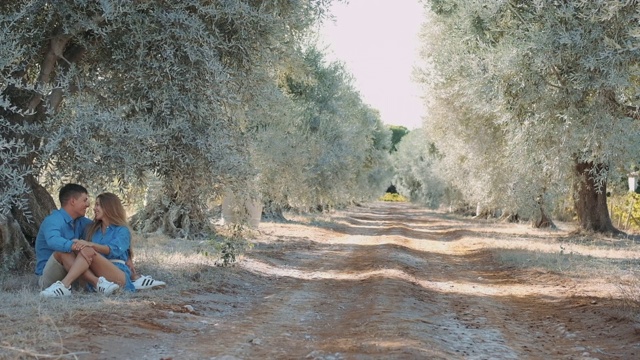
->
[
  {"left": 177, "top": 203, "right": 525, "bottom": 359},
  {"left": 64, "top": 202, "right": 640, "bottom": 359}
]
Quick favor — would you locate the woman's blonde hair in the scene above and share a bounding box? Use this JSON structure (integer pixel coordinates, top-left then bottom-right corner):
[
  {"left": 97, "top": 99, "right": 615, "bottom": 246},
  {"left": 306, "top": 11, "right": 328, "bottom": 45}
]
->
[{"left": 86, "top": 192, "right": 133, "bottom": 257}]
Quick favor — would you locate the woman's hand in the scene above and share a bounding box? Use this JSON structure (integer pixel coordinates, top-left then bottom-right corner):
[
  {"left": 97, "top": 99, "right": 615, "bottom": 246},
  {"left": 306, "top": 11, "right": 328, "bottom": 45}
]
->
[{"left": 71, "top": 239, "right": 93, "bottom": 251}]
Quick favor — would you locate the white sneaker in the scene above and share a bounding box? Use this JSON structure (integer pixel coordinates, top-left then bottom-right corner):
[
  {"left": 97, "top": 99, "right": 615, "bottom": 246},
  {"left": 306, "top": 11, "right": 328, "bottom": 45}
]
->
[
  {"left": 97, "top": 276, "right": 119, "bottom": 295},
  {"left": 40, "top": 281, "right": 71, "bottom": 298},
  {"left": 133, "top": 275, "right": 166, "bottom": 290}
]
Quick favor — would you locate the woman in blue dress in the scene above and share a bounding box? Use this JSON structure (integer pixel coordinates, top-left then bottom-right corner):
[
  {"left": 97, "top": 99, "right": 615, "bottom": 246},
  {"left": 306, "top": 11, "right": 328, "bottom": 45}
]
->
[{"left": 40, "top": 192, "right": 135, "bottom": 297}]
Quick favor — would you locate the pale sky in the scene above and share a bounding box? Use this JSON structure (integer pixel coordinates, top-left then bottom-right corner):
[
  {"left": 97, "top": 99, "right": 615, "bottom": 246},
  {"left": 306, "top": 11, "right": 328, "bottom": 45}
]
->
[{"left": 318, "top": 0, "right": 426, "bottom": 130}]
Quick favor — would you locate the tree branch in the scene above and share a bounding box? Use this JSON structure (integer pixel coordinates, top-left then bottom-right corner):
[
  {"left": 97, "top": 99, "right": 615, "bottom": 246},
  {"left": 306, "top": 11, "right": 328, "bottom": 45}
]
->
[
  {"left": 27, "top": 32, "right": 71, "bottom": 114},
  {"left": 48, "top": 42, "right": 87, "bottom": 112}
]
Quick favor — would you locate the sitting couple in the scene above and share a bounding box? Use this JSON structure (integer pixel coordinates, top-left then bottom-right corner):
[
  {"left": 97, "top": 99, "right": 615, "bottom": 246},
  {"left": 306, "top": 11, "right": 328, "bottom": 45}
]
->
[{"left": 36, "top": 183, "right": 165, "bottom": 297}]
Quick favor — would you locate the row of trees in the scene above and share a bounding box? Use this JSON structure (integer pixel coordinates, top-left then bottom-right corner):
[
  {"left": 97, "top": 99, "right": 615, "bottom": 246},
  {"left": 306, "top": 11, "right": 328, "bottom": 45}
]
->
[
  {"left": 395, "top": 0, "right": 640, "bottom": 232},
  {"left": 252, "top": 49, "right": 392, "bottom": 217},
  {"left": 0, "top": 0, "right": 393, "bottom": 269}
]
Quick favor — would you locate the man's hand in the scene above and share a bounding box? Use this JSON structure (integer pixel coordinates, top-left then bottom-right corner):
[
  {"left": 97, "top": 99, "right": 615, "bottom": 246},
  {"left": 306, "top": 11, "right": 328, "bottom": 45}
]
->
[{"left": 71, "top": 239, "right": 93, "bottom": 251}]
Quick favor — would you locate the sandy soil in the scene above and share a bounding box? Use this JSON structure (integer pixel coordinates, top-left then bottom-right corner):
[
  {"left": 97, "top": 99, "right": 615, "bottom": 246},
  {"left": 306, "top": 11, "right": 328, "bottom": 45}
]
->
[{"left": 62, "top": 202, "right": 640, "bottom": 359}]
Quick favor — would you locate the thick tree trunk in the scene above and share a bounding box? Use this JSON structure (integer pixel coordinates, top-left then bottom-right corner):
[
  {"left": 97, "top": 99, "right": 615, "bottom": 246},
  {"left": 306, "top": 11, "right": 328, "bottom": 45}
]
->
[
  {"left": 11, "top": 175, "right": 57, "bottom": 243},
  {"left": 573, "top": 161, "right": 618, "bottom": 233},
  {"left": 0, "top": 31, "right": 82, "bottom": 269},
  {"left": 130, "top": 198, "right": 203, "bottom": 238},
  {"left": 0, "top": 214, "right": 34, "bottom": 271},
  {"left": 532, "top": 191, "right": 556, "bottom": 229},
  {"left": 0, "top": 176, "right": 55, "bottom": 270},
  {"left": 533, "top": 206, "right": 555, "bottom": 229},
  {"left": 261, "top": 201, "right": 288, "bottom": 222},
  {"left": 131, "top": 184, "right": 211, "bottom": 238}
]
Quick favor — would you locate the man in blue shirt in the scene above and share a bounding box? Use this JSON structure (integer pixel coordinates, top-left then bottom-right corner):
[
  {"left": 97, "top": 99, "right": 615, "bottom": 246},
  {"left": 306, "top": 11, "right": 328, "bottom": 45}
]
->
[{"left": 35, "top": 183, "right": 93, "bottom": 289}]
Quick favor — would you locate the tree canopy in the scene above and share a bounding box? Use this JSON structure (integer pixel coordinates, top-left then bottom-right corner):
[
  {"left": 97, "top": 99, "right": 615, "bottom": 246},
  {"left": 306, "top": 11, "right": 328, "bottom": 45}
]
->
[
  {"left": 1, "top": 0, "right": 392, "bottom": 269},
  {"left": 409, "top": 0, "right": 640, "bottom": 229}
]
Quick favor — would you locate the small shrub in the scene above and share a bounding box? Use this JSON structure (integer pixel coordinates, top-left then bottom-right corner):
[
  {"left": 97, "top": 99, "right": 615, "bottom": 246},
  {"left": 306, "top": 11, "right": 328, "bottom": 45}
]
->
[{"left": 197, "top": 225, "right": 253, "bottom": 266}]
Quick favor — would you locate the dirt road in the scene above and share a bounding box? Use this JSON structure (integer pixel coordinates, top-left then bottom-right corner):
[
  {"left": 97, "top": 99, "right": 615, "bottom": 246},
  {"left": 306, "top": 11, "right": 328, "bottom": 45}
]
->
[{"left": 67, "top": 202, "right": 639, "bottom": 359}]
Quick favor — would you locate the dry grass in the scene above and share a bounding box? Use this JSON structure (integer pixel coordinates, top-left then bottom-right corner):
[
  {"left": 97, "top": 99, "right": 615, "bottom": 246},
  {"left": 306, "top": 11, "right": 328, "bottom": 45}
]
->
[
  {"left": 617, "top": 271, "right": 640, "bottom": 320},
  {"left": 0, "top": 233, "right": 234, "bottom": 360},
  {"left": 0, "top": 286, "right": 136, "bottom": 359},
  {"left": 494, "top": 237, "right": 640, "bottom": 276},
  {"left": 3, "top": 213, "right": 640, "bottom": 358},
  {"left": 486, "top": 223, "right": 640, "bottom": 319}
]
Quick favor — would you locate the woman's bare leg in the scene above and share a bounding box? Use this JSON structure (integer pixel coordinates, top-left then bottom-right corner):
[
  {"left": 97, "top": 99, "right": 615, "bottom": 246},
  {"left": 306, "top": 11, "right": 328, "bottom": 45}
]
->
[
  {"left": 54, "top": 251, "right": 100, "bottom": 287},
  {"left": 87, "top": 255, "right": 126, "bottom": 287},
  {"left": 54, "top": 250, "right": 126, "bottom": 288},
  {"left": 54, "top": 251, "right": 91, "bottom": 288}
]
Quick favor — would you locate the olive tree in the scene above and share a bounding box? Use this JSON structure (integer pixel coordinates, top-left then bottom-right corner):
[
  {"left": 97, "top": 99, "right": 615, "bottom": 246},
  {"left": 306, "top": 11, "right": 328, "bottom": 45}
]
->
[
  {"left": 250, "top": 48, "right": 392, "bottom": 217},
  {"left": 0, "top": 0, "right": 333, "bottom": 268},
  {"left": 419, "top": 0, "right": 640, "bottom": 231},
  {"left": 392, "top": 128, "right": 448, "bottom": 209}
]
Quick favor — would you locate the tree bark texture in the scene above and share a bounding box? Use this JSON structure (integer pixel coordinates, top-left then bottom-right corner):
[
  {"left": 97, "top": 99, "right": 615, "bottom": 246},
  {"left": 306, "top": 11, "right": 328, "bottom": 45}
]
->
[
  {"left": 0, "top": 32, "right": 80, "bottom": 269},
  {"left": 131, "top": 183, "right": 211, "bottom": 239},
  {"left": 532, "top": 191, "right": 555, "bottom": 229},
  {"left": 573, "top": 161, "right": 617, "bottom": 233},
  {"left": 0, "top": 214, "right": 35, "bottom": 271},
  {"left": 10, "top": 176, "right": 57, "bottom": 243},
  {"left": 261, "top": 201, "right": 287, "bottom": 222}
]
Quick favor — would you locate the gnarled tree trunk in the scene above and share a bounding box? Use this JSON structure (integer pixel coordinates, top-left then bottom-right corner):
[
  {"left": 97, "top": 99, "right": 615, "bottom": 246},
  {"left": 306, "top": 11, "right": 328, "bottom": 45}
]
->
[
  {"left": 261, "top": 201, "right": 288, "bottom": 222},
  {"left": 131, "top": 182, "right": 211, "bottom": 239},
  {"left": 0, "top": 214, "right": 34, "bottom": 271},
  {"left": 0, "top": 30, "right": 83, "bottom": 269},
  {"left": 1, "top": 177, "right": 55, "bottom": 270},
  {"left": 573, "top": 161, "right": 618, "bottom": 233},
  {"left": 532, "top": 191, "right": 555, "bottom": 229},
  {"left": 533, "top": 206, "right": 555, "bottom": 229}
]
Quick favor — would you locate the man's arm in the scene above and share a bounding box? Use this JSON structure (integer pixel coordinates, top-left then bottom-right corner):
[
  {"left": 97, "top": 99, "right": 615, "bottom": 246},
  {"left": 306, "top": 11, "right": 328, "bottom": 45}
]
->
[{"left": 42, "top": 218, "right": 74, "bottom": 253}]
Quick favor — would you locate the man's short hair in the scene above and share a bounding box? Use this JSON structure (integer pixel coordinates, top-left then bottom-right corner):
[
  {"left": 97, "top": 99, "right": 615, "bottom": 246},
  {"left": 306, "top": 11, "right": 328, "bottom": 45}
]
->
[{"left": 59, "top": 183, "right": 88, "bottom": 206}]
